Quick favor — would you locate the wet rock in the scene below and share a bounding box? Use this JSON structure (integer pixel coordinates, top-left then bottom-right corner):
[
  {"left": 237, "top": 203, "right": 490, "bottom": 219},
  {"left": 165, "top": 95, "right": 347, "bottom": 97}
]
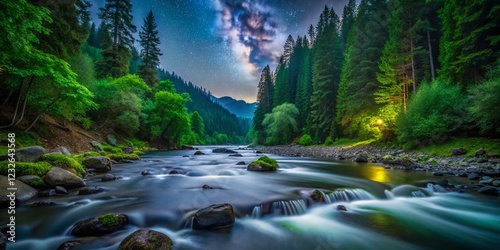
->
[
  {"left": 141, "top": 170, "right": 153, "bottom": 176},
  {"left": 50, "top": 147, "right": 72, "bottom": 156},
  {"left": 44, "top": 167, "right": 86, "bottom": 189},
  {"left": 247, "top": 156, "right": 279, "bottom": 172},
  {"left": 106, "top": 134, "right": 117, "bottom": 146},
  {"left": 194, "top": 151, "right": 205, "bottom": 155},
  {"left": 13, "top": 146, "right": 46, "bottom": 162},
  {"left": 192, "top": 203, "right": 235, "bottom": 230},
  {"left": 452, "top": 148, "right": 467, "bottom": 156},
  {"left": 202, "top": 184, "right": 213, "bottom": 189},
  {"left": 391, "top": 185, "right": 430, "bottom": 197},
  {"left": 28, "top": 201, "right": 56, "bottom": 207},
  {"left": 56, "top": 239, "right": 85, "bottom": 250},
  {"left": 467, "top": 173, "right": 480, "bottom": 180},
  {"left": 255, "top": 150, "right": 263, "bottom": 154},
  {"left": 479, "top": 179, "right": 494, "bottom": 185},
  {"left": 353, "top": 154, "right": 368, "bottom": 163},
  {"left": 122, "top": 146, "right": 134, "bottom": 154},
  {"left": 71, "top": 213, "right": 128, "bottom": 236},
  {"left": 475, "top": 148, "right": 486, "bottom": 156},
  {"left": 182, "top": 145, "right": 195, "bottom": 150},
  {"left": 169, "top": 170, "right": 180, "bottom": 175},
  {"left": 83, "top": 156, "right": 112, "bottom": 173},
  {"left": 17, "top": 175, "right": 46, "bottom": 189},
  {"left": 492, "top": 180, "right": 500, "bottom": 187},
  {"left": 55, "top": 186, "right": 68, "bottom": 195},
  {"left": 477, "top": 186, "right": 498, "bottom": 196},
  {"left": 119, "top": 228, "right": 173, "bottom": 250},
  {"left": 38, "top": 189, "right": 56, "bottom": 197},
  {"left": 79, "top": 186, "right": 105, "bottom": 195},
  {"left": 213, "top": 148, "right": 237, "bottom": 154},
  {"left": 236, "top": 161, "right": 246, "bottom": 165},
  {"left": 311, "top": 189, "right": 325, "bottom": 202},
  {"left": 337, "top": 205, "right": 347, "bottom": 211},
  {"left": 182, "top": 155, "right": 190, "bottom": 158},
  {"left": 101, "top": 173, "right": 117, "bottom": 181},
  {"left": 433, "top": 172, "right": 444, "bottom": 176},
  {"left": 229, "top": 153, "right": 243, "bottom": 157}
]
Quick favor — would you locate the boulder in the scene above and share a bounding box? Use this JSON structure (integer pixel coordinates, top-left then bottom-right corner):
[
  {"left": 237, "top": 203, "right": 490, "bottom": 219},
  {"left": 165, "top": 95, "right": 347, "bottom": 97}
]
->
[
  {"left": 71, "top": 213, "right": 128, "bottom": 236},
  {"left": 0, "top": 175, "right": 37, "bottom": 207},
  {"left": 202, "top": 184, "right": 213, "bottom": 189},
  {"left": 119, "top": 228, "right": 173, "bottom": 250},
  {"left": 17, "top": 175, "right": 46, "bottom": 189},
  {"left": 337, "top": 205, "right": 347, "bottom": 211},
  {"left": 79, "top": 186, "right": 105, "bottom": 195},
  {"left": 353, "top": 154, "right": 368, "bottom": 163},
  {"left": 101, "top": 173, "right": 117, "bottom": 181},
  {"left": 192, "top": 203, "right": 235, "bottom": 230},
  {"left": 181, "top": 145, "right": 195, "bottom": 150},
  {"left": 122, "top": 146, "right": 134, "bottom": 154},
  {"left": 56, "top": 240, "right": 85, "bottom": 250},
  {"left": 106, "top": 134, "right": 117, "bottom": 146},
  {"left": 212, "top": 148, "right": 237, "bottom": 154},
  {"left": 247, "top": 156, "right": 279, "bottom": 172},
  {"left": 229, "top": 153, "right": 243, "bottom": 157},
  {"left": 467, "top": 173, "right": 480, "bottom": 180},
  {"left": 44, "top": 167, "right": 86, "bottom": 189},
  {"left": 236, "top": 161, "right": 246, "bottom": 165},
  {"left": 83, "top": 156, "right": 112, "bottom": 173},
  {"left": 141, "top": 170, "right": 153, "bottom": 175},
  {"left": 50, "top": 147, "right": 72, "bottom": 156},
  {"left": 478, "top": 186, "right": 498, "bottom": 196},
  {"left": 310, "top": 189, "right": 325, "bottom": 202},
  {"left": 55, "top": 186, "right": 68, "bottom": 194},
  {"left": 14, "top": 146, "right": 46, "bottom": 162},
  {"left": 194, "top": 151, "right": 205, "bottom": 155},
  {"left": 492, "top": 180, "right": 500, "bottom": 187},
  {"left": 452, "top": 148, "right": 467, "bottom": 156},
  {"left": 38, "top": 189, "right": 56, "bottom": 197},
  {"left": 169, "top": 170, "right": 180, "bottom": 175},
  {"left": 474, "top": 148, "right": 486, "bottom": 156}
]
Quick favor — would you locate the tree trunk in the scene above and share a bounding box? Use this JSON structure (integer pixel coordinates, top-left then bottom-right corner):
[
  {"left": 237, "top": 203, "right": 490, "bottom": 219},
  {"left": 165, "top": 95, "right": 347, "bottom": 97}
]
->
[
  {"left": 14, "top": 76, "right": 35, "bottom": 126},
  {"left": 427, "top": 29, "right": 435, "bottom": 80},
  {"left": 410, "top": 22, "right": 416, "bottom": 94},
  {"left": 0, "top": 81, "right": 24, "bottom": 129},
  {"left": 24, "top": 95, "right": 62, "bottom": 132}
]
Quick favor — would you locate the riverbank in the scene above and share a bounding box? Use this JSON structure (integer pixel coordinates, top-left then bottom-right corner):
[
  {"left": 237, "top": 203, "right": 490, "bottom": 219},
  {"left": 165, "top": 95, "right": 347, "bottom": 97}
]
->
[{"left": 256, "top": 144, "right": 500, "bottom": 196}]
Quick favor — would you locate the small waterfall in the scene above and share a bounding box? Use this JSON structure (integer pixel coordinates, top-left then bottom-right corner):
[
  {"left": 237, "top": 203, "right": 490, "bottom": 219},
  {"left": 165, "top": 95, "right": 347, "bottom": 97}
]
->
[
  {"left": 323, "top": 189, "right": 376, "bottom": 203},
  {"left": 410, "top": 191, "right": 427, "bottom": 197},
  {"left": 251, "top": 205, "right": 263, "bottom": 218},
  {"left": 271, "top": 199, "right": 308, "bottom": 216},
  {"left": 427, "top": 183, "right": 447, "bottom": 193}
]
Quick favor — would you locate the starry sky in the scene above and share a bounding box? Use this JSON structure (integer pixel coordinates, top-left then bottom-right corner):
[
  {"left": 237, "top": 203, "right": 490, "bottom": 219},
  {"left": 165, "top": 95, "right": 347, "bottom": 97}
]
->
[{"left": 89, "top": 0, "right": 351, "bottom": 102}]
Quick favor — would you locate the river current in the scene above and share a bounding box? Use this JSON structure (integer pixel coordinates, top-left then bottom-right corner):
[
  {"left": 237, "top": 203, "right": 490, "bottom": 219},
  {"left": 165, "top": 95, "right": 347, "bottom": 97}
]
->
[{"left": 4, "top": 146, "right": 500, "bottom": 249}]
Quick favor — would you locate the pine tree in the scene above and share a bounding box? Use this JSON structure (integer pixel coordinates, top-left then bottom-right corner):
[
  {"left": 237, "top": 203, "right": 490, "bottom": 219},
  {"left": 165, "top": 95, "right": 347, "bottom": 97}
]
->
[
  {"left": 439, "top": 0, "right": 499, "bottom": 84},
  {"left": 139, "top": 10, "right": 162, "bottom": 88},
  {"left": 253, "top": 66, "right": 274, "bottom": 144},
  {"left": 88, "top": 22, "right": 98, "bottom": 48},
  {"left": 97, "top": 0, "right": 137, "bottom": 78},
  {"left": 295, "top": 37, "right": 313, "bottom": 131},
  {"left": 308, "top": 24, "right": 316, "bottom": 47}
]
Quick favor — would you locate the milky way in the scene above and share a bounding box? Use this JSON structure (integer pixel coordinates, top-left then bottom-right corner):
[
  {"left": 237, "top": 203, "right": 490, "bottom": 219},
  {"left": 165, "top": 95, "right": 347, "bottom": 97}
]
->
[{"left": 89, "top": 0, "right": 350, "bottom": 102}]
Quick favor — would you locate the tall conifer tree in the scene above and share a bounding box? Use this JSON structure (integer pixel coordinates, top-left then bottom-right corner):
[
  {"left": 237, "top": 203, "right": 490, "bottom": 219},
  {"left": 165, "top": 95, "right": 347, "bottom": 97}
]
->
[{"left": 139, "top": 10, "right": 162, "bottom": 88}]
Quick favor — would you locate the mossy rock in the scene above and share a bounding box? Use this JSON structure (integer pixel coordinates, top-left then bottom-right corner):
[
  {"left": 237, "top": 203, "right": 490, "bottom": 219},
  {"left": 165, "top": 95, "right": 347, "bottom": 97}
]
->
[
  {"left": 247, "top": 156, "right": 279, "bottom": 172},
  {"left": 119, "top": 228, "right": 173, "bottom": 250},
  {"left": 0, "top": 161, "right": 52, "bottom": 176},
  {"left": 43, "top": 154, "right": 85, "bottom": 177},
  {"left": 83, "top": 151, "right": 101, "bottom": 157},
  {"left": 311, "top": 189, "right": 325, "bottom": 202},
  {"left": 103, "top": 145, "right": 123, "bottom": 154},
  {"left": 82, "top": 156, "right": 112, "bottom": 172},
  {"left": 17, "top": 175, "right": 46, "bottom": 189},
  {"left": 71, "top": 213, "right": 128, "bottom": 236},
  {"left": 107, "top": 154, "right": 140, "bottom": 161}
]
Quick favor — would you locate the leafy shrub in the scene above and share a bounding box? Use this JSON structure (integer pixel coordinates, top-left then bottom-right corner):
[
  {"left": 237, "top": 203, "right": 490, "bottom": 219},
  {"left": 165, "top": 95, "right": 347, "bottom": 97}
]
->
[
  {"left": 298, "top": 134, "right": 313, "bottom": 146},
  {"left": 468, "top": 76, "right": 500, "bottom": 136},
  {"left": 0, "top": 161, "right": 52, "bottom": 176},
  {"left": 396, "top": 79, "right": 468, "bottom": 148},
  {"left": 42, "top": 154, "right": 85, "bottom": 176},
  {"left": 263, "top": 103, "right": 299, "bottom": 145},
  {"left": 324, "top": 136, "right": 334, "bottom": 146}
]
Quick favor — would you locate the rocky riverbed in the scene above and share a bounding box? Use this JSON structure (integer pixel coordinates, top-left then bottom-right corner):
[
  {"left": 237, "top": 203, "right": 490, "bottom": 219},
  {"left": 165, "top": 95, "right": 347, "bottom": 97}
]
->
[{"left": 255, "top": 144, "right": 500, "bottom": 196}]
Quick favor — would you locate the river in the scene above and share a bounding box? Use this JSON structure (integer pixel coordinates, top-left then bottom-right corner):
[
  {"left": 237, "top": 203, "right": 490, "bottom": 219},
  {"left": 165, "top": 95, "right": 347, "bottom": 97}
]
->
[{"left": 4, "top": 146, "right": 500, "bottom": 249}]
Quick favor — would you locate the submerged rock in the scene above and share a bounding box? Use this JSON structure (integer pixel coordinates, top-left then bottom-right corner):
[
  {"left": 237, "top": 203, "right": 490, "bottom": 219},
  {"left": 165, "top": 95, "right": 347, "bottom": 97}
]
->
[
  {"left": 236, "top": 161, "right": 246, "bottom": 165},
  {"left": 44, "top": 167, "right": 86, "bottom": 189},
  {"left": 71, "top": 213, "right": 128, "bottom": 236},
  {"left": 56, "top": 239, "right": 85, "bottom": 250},
  {"left": 79, "top": 186, "right": 105, "bottom": 195},
  {"left": 337, "top": 205, "right": 347, "bottom": 211},
  {"left": 119, "top": 228, "right": 173, "bottom": 250},
  {"left": 83, "top": 156, "right": 112, "bottom": 173},
  {"left": 192, "top": 203, "right": 235, "bottom": 230},
  {"left": 311, "top": 189, "right": 325, "bottom": 202},
  {"left": 202, "top": 184, "right": 213, "bottom": 189},
  {"left": 229, "top": 153, "right": 243, "bottom": 157},
  {"left": 101, "top": 173, "right": 117, "bottom": 181},
  {"left": 194, "top": 151, "right": 205, "bottom": 155}
]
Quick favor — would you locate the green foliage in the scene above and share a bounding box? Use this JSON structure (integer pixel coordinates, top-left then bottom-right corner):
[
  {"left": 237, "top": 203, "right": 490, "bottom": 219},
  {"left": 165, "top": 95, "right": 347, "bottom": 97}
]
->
[
  {"left": 416, "top": 137, "right": 500, "bottom": 157},
  {"left": 0, "top": 161, "right": 52, "bottom": 177},
  {"left": 107, "top": 153, "right": 139, "bottom": 161},
  {"left": 263, "top": 103, "right": 299, "bottom": 145},
  {"left": 249, "top": 156, "right": 279, "bottom": 170},
  {"left": 324, "top": 136, "right": 334, "bottom": 146},
  {"left": 298, "top": 134, "right": 313, "bottom": 146},
  {"left": 123, "top": 138, "right": 149, "bottom": 149},
  {"left": 396, "top": 79, "right": 468, "bottom": 148},
  {"left": 97, "top": 213, "right": 119, "bottom": 226},
  {"left": 253, "top": 66, "right": 274, "bottom": 144},
  {"left": 102, "top": 145, "right": 123, "bottom": 154},
  {"left": 42, "top": 154, "right": 85, "bottom": 176},
  {"left": 468, "top": 63, "right": 500, "bottom": 135}
]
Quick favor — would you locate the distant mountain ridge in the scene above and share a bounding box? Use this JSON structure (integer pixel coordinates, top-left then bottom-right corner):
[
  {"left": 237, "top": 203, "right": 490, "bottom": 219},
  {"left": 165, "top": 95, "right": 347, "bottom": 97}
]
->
[{"left": 211, "top": 96, "right": 256, "bottom": 119}]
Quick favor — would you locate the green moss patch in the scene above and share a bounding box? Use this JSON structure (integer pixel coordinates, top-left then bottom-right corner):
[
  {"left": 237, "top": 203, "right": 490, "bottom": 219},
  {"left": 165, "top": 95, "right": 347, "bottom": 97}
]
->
[
  {"left": 107, "top": 153, "right": 140, "bottom": 161},
  {"left": 416, "top": 137, "right": 500, "bottom": 157},
  {"left": 0, "top": 161, "right": 52, "bottom": 176},
  {"left": 98, "top": 213, "right": 119, "bottom": 226},
  {"left": 249, "top": 156, "right": 279, "bottom": 171},
  {"left": 42, "top": 154, "right": 85, "bottom": 176},
  {"left": 102, "top": 144, "right": 123, "bottom": 154}
]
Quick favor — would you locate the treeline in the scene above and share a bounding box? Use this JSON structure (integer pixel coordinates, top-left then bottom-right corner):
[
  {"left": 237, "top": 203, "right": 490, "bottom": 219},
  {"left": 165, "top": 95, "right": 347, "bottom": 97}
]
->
[
  {"left": 0, "top": 0, "right": 248, "bottom": 148},
  {"left": 252, "top": 0, "right": 500, "bottom": 147}
]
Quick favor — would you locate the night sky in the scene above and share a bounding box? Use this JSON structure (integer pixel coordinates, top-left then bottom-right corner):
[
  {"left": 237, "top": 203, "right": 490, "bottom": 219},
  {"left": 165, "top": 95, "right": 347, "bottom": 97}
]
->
[{"left": 89, "top": 0, "right": 351, "bottom": 102}]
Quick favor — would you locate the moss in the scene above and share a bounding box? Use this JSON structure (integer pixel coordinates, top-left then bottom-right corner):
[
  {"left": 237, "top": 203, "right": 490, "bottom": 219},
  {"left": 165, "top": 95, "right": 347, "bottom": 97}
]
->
[
  {"left": 84, "top": 151, "right": 101, "bottom": 157},
  {"left": 29, "top": 177, "right": 46, "bottom": 188},
  {"left": 103, "top": 144, "right": 123, "bottom": 154},
  {"left": 0, "top": 161, "right": 52, "bottom": 176},
  {"left": 415, "top": 137, "right": 500, "bottom": 157},
  {"left": 107, "top": 153, "right": 139, "bottom": 161},
  {"left": 133, "top": 150, "right": 145, "bottom": 155},
  {"left": 42, "top": 154, "right": 85, "bottom": 176},
  {"left": 99, "top": 151, "right": 107, "bottom": 156},
  {"left": 98, "top": 213, "right": 119, "bottom": 226},
  {"left": 249, "top": 156, "right": 279, "bottom": 170}
]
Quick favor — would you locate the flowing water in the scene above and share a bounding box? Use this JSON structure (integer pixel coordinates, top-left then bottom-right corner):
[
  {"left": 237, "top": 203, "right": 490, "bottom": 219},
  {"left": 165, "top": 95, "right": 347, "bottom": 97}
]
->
[{"left": 3, "top": 146, "right": 500, "bottom": 250}]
